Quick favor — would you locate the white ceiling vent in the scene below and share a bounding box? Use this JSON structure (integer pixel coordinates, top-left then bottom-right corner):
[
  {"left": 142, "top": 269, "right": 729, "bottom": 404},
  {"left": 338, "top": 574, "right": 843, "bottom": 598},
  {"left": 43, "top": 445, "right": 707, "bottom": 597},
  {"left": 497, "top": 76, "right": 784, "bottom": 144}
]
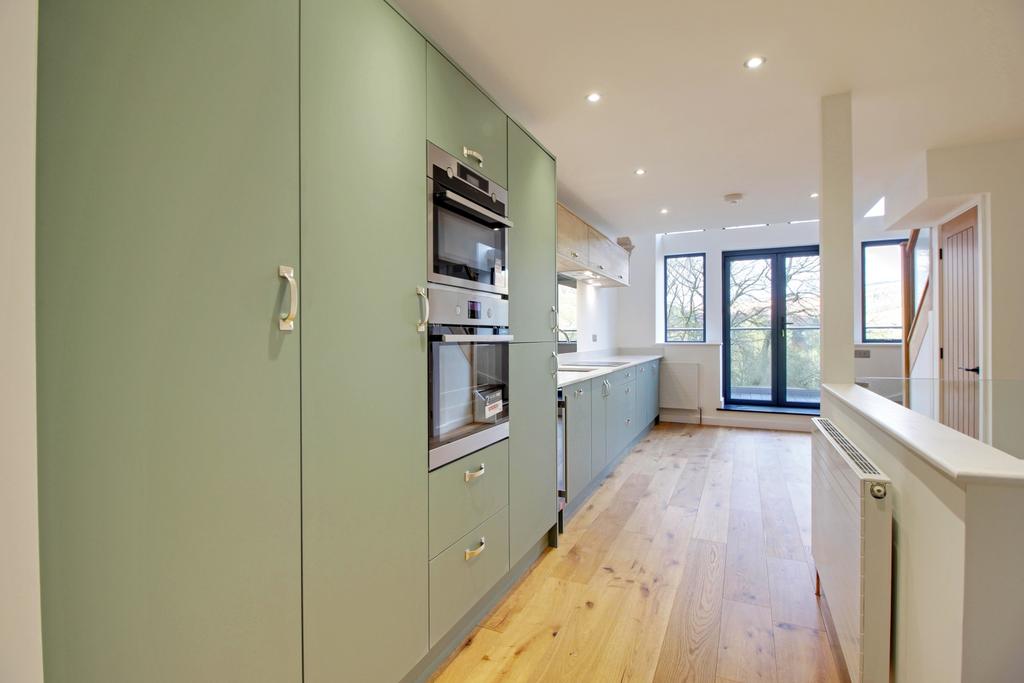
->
[{"left": 723, "top": 192, "right": 744, "bottom": 205}]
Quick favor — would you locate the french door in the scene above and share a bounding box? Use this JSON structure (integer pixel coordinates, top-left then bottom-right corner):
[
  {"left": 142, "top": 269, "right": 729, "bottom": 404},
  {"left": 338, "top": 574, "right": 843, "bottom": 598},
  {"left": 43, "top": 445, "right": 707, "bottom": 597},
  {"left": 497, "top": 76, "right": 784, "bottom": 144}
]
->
[{"left": 723, "top": 246, "right": 821, "bottom": 408}]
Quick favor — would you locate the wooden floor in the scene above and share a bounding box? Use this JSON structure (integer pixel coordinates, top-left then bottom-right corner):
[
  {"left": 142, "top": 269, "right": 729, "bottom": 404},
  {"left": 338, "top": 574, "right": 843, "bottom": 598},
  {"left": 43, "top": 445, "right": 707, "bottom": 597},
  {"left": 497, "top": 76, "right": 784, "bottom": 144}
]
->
[{"left": 431, "top": 424, "right": 844, "bottom": 683}]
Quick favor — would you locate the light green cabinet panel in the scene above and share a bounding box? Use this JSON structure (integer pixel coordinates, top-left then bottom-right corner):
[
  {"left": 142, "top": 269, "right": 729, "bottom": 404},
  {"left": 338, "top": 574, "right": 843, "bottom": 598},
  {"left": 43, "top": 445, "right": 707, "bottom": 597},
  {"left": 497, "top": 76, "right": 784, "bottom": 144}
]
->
[
  {"left": 36, "top": 1, "right": 301, "bottom": 681},
  {"left": 427, "top": 45, "right": 508, "bottom": 186},
  {"left": 566, "top": 381, "right": 593, "bottom": 501},
  {"left": 507, "top": 120, "right": 557, "bottom": 343},
  {"left": 429, "top": 440, "right": 509, "bottom": 559},
  {"left": 592, "top": 379, "right": 610, "bottom": 474},
  {"left": 301, "top": 1, "right": 428, "bottom": 681},
  {"left": 639, "top": 360, "right": 661, "bottom": 427},
  {"left": 609, "top": 379, "right": 637, "bottom": 457},
  {"left": 509, "top": 342, "right": 558, "bottom": 565},
  {"left": 429, "top": 508, "right": 510, "bottom": 646}
]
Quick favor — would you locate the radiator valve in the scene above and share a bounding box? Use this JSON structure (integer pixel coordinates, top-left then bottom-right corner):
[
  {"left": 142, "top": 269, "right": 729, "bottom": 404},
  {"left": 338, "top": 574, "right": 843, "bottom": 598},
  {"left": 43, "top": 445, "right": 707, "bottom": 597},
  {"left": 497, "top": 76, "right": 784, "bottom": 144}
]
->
[{"left": 869, "top": 482, "right": 887, "bottom": 500}]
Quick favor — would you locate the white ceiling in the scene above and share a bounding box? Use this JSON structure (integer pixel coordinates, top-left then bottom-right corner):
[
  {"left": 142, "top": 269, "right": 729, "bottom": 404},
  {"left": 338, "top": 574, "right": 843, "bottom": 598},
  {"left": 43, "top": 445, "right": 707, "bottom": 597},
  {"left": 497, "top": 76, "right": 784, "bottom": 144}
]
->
[{"left": 394, "top": 0, "right": 1024, "bottom": 237}]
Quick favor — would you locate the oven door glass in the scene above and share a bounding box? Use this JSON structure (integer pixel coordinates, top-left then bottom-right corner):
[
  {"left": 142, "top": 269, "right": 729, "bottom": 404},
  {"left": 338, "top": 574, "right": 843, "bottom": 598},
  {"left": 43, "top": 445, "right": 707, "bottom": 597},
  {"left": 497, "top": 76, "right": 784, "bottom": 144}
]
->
[
  {"left": 428, "top": 326, "right": 510, "bottom": 458},
  {"left": 431, "top": 196, "right": 508, "bottom": 293}
]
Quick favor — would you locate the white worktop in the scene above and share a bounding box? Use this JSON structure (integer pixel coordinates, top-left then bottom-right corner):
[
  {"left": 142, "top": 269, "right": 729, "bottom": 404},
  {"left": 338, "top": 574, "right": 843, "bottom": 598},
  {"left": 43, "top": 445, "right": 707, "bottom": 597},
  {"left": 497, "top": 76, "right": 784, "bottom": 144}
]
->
[{"left": 556, "top": 353, "right": 663, "bottom": 389}]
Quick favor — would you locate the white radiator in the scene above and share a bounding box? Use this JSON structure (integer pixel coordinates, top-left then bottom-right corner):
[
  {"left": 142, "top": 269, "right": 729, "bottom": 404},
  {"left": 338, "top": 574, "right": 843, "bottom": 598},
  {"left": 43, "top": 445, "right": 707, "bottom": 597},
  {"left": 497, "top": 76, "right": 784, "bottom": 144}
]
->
[
  {"left": 811, "top": 418, "right": 892, "bottom": 683},
  {"left": 659, "top": 361, "right": 700, "bottom": 411}
]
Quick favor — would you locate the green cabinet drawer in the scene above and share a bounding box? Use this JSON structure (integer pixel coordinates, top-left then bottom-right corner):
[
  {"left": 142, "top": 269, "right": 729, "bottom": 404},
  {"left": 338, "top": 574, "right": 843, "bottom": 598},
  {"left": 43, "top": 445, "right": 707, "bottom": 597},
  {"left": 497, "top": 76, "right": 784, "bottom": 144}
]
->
[
  {"left": 427, "top": 45, "right": 508, "bottom": 186},
  {"left": 565, "top": 381, "right": 592, "bottom": 502},
  {"left": 428, "top": 440, "right": 509, "bottom": 559},
  {"left": 429, "top": 507, "right": 510, "bottom": 646},
  {"left": 610, "top": 378, "right": 637, "bottom": 456},
  {"left": 608, "top": 365, "right": 638, "bottom": 386}
]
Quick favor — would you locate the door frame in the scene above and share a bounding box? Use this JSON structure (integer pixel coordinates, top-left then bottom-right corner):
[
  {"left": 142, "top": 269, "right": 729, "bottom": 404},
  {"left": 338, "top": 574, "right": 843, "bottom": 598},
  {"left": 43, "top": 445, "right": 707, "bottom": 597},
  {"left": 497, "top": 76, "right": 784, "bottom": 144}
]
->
[{"left": 722, "top": 244, "right": 821, "bottom": 409}]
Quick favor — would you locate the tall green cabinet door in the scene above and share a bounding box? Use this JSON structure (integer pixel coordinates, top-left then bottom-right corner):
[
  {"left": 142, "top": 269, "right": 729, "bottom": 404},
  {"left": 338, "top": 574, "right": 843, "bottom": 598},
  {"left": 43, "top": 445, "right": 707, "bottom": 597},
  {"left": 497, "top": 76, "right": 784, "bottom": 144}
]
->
[
  {"left": 36, "top": 2, "right": 301, "bottom": 682},
  {"left": 509, "top": 342, "right": 558, "bottom": 565},
  {"left": 427, "top": 45, "right": 508, "bottom": 186},
  {"left": 301, "top": 2, "right": 428, "bottom": 681},
  {"left": 508, "top": 120, "right": 557, "bottom": 343}
]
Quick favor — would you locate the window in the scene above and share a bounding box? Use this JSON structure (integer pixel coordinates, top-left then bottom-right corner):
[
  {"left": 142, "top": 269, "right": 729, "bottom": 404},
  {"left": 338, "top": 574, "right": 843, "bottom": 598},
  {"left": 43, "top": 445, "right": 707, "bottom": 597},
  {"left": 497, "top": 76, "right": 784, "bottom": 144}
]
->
[
  {"left": 664, "top": 253, "right": 706, "bottom": 342},
  {"left": 557, "top": 278, "right": 578, "bottom": 345},
  {"left": 862, "top": 240, "right": 906, "bottom": 342}
]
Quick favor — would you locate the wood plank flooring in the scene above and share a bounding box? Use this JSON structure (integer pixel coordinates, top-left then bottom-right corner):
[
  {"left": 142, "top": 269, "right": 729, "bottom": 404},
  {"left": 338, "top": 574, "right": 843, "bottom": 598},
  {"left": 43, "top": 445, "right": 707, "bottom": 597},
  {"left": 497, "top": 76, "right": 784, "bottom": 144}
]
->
[{"left": 431, "top": 424, "right": 843, "bottom": 683}]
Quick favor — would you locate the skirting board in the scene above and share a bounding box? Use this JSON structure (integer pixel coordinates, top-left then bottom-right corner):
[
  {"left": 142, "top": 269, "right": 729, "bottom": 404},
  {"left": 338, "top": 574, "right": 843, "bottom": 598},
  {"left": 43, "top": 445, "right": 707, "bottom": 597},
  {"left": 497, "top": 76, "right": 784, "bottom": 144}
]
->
[{"left": 660, "top": 408, "right": 813, "bottom": 433}]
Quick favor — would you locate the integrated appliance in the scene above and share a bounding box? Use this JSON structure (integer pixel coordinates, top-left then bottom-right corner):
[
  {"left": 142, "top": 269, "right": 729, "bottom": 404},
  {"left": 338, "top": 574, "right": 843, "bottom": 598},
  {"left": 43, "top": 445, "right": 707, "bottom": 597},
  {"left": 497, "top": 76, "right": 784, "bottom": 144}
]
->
[
  {"left": 427, "top": 143, "right": 512, "bottom": 296},
  {"left": 556, "top": 389, "right": 567, "bottom": 531},
  {"left": 427, "top": 283, "right": 512, "bottom": 470}
]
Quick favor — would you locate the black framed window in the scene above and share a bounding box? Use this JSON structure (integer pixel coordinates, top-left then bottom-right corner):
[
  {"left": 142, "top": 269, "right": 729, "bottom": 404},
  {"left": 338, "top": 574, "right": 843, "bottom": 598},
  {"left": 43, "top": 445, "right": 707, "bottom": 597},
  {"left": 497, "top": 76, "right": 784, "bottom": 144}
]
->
[
  {"left": 862, "top": 240, "right": 906, "bottom": 343},
  {"left": 723, "top": 245, "right": 820, "bottom": 408},
  {"left": 664, "top": 253, "right": 706, "bottom": 342}
]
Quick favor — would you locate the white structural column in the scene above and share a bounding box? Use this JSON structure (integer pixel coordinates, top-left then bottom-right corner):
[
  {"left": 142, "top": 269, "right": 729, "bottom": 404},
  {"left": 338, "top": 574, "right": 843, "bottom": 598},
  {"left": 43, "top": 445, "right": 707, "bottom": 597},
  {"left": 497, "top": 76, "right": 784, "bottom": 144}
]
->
[{"left": 819, "top": 93, "right": 855, "bottom": 384}]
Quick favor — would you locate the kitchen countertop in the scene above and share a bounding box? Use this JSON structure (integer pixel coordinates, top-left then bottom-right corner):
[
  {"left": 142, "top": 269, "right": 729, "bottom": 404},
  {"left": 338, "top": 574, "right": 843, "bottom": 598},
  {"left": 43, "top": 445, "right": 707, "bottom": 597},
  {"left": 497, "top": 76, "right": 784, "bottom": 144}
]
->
[{"left": 556, "top": 353, "right": 663, "bottom": 389}]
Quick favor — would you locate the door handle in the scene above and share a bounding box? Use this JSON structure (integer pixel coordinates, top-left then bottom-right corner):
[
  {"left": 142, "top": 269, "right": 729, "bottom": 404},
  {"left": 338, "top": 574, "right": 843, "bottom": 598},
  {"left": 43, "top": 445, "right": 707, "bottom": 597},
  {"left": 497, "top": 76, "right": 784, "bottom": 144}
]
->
[
  {"left": 279, "top": 265, "right": 297, "bottom": 331},
  {"left": 464, "top": 464, "right": 486, "bottom": 482},
  {"left": 463, "top": 146, "right": 484, "bottom": 168},
  {"left": 416, "top": 286, "right": 429, "bottom": 332},
  {"left": 464, "top": 537, "right": 486, "bottom": 560},
  {"left": 958, "top": 366, "right": 981, "bottom": 374}
]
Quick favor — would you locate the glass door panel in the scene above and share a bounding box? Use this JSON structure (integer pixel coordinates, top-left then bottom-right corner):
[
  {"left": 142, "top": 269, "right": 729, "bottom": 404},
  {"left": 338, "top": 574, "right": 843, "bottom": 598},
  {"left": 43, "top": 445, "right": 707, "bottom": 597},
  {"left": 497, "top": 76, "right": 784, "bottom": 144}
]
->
[
  {"left": 783, "top": 254, "right": 821, "bottom": 405},
  {"left": 727, "top": 257, "right": 773, "bottom": 403}
]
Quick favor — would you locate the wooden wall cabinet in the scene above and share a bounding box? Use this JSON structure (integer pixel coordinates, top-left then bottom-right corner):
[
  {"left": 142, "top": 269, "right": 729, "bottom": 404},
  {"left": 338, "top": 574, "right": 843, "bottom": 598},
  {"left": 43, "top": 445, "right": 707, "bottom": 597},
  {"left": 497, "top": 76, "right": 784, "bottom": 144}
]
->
[{"left": 556, "top": 203, "right": 630, "bottom": 287}]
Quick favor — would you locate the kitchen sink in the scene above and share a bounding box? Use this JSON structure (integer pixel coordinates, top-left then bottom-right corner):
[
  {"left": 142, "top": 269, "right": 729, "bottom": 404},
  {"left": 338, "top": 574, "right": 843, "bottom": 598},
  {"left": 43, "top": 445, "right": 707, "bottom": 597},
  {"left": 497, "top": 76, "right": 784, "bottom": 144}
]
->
[{"left": 563, "top": 361, "right": 629, "bottom": 367}]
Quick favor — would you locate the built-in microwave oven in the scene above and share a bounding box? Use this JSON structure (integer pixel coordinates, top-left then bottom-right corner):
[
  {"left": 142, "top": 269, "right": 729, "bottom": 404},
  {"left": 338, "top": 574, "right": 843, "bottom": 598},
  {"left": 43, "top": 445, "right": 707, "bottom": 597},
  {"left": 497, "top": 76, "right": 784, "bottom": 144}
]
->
[
  {"left": 427, "top": 143, "right": 512, "bottom": 296},
  {"left": 427, "top": 284, "right": 511, "bottom": 470}
]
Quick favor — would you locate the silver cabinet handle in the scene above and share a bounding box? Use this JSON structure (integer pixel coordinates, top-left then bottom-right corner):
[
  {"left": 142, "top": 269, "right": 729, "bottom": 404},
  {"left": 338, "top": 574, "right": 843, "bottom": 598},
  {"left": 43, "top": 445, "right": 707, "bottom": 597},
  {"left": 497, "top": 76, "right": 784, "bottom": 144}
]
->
[
  {"left": 625, "top": 386, "right": 630, "bottom": 394},
  {"left": 551, "top": 305, "right": 557, "bottom": 334},
  {"left": 640, "top": 366, "right": 645, "bottom": 373},
  {"left": 626, "top": 418, "right": 631, "bottom": 425},
  {"left": 463, "top": 146, "right": 484, "bottom": 167},
  {"left": 464, "top": 464, "right": 486, "bottom": 482},
  {"left": 551, "top": 351, "right": 558, "bottom": 378},
  {"left": 570, "top": 250, "right": 580, "bottom": 258},
  {"left": 279, "top": 265, "right": 297, "bottom": 331},
  {"left": 464, "top": 537, "right": 486, "bottom": 560},
  {"left": 416, "top": 286, "right": 429, "bottom": 332},
  {"left": 598, "top": 264, "right": 606, "bottom": 270}
]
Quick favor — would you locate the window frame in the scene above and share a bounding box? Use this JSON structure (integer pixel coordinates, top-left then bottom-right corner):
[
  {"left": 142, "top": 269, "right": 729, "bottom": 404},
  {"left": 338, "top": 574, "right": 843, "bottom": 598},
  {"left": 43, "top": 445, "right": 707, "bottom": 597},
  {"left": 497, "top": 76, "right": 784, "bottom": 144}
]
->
[
  {"left": 663, "top": 252, "right": 707, "bottom": 344},
  {"left": 861, "top": 239, "right": 907, "bottom": 344}
]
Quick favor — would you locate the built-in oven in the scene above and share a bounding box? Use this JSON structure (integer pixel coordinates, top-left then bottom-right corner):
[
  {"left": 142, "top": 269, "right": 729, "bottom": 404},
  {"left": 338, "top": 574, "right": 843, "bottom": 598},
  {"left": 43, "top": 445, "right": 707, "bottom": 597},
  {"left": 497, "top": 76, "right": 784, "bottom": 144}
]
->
[
  {"left": 427, "top": 284, "right": 512, "bottom": 470},
  {"left": 427, "top": 143, "right": 512, "bottom": 296}
]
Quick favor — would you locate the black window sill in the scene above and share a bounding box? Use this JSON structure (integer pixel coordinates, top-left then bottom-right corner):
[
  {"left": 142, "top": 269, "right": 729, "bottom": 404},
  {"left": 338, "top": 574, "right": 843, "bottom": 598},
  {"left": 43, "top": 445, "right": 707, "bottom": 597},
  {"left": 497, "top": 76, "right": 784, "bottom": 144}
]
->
[{"left": 719, "top": 404, "right": 820, "bottom": 416}]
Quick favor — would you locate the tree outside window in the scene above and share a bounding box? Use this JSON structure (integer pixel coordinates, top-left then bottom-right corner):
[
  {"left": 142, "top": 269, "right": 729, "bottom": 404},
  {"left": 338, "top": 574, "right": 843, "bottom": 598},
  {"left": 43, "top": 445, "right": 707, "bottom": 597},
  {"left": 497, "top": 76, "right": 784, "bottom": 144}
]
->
[
  {"left": 862, "top": 240, "right": 905, "bottom": 342},
  {"left": 664, "top": 254, "right": 706, "bottom": 342}
]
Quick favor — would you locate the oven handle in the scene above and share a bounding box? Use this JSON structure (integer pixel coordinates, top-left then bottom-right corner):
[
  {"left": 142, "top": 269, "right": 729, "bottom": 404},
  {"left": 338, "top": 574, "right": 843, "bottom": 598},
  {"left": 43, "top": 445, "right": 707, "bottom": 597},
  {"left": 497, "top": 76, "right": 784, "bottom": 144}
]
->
[
  {"left": 439, "top": 189, "right": 514, "bottom": 228},
  {"left": 441, "top": 334, "right": 514, "bottom": 343}
]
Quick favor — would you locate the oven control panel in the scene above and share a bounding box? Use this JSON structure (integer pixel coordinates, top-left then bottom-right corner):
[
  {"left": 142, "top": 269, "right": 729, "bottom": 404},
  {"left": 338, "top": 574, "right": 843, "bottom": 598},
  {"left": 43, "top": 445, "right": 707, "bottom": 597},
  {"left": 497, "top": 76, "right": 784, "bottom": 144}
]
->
[{"left": 427, "top": 283, "right": 509, "bottom": 327}]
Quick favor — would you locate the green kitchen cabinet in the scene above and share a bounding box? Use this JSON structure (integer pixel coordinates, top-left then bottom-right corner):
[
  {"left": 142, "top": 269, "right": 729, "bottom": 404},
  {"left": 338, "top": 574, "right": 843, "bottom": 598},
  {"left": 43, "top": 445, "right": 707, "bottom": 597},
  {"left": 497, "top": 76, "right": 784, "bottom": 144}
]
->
[
  {"left": 592, "top": 378, "right": 610, "bottom": 475},
  {"left": 638, "top": 360, "right": 661, "bottom": 428},
  {"left": 565, "top": 381, "right": 593, "bottom": 502},
  {"left": 609, "top": 378, "right": 638, "bottom": 458},
  {"left": 507, "top": 120, "right": 557, "bottom": 343},
  {"left": 300, "top": 1, "right": 428, "bottom": 681},
  {"left": 509, "top": 342, "right": 558, "bottom": 565},
  {"left": 427, "top": 45, "right": 508, "bottom": 186},
  {"left": 36, "top": 1, "right": 302, "bottom": 681},
  {"left": 429, "top": 440, "right": 509, "bottom": 559}
]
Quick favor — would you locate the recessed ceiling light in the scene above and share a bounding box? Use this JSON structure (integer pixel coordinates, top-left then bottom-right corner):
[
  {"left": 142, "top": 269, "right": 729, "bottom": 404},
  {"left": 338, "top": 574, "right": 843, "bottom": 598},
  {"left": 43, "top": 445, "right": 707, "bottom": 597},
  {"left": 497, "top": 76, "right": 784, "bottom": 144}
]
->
[
  {"left": 788, "top": 218, "right": 820, "bottom": 225},
  {"left": 665, "top": 229, "right": 706, "bottom": 235},
  {"left": 810, "top": 192, "right": 820, "bottom": 199},
  {"left": 635, "top": 168, "right": 646, "bottom": 176},
  {"left": 723, "top": 223, "right": 769, "bottom": 230},
  {"left": 660, "top": 208, "right": 669, "bottom": 214},
  {"left": 744, "top": 56, "right": 766, "bottom": 69},
  {"left": 586, "top": 92, "right": 601, "bottom": 103}
]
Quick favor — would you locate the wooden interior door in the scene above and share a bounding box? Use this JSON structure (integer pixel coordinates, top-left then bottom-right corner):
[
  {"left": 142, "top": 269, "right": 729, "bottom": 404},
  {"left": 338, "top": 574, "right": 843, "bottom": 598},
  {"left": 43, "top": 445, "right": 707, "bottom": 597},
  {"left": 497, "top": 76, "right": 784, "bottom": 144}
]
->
[{"left": 940, "top": 207, "right": 979, "bottom": 437}]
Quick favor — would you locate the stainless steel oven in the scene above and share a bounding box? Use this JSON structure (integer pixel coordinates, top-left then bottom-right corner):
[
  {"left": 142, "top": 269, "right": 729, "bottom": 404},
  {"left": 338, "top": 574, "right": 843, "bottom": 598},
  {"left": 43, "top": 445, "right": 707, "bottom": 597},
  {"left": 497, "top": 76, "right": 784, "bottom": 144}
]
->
[
  {"left": 427, "top": 143, "right": 512, "bottom": 296},
  {"left": 427, "top": 284, "right": 511, "bottom": 470}
]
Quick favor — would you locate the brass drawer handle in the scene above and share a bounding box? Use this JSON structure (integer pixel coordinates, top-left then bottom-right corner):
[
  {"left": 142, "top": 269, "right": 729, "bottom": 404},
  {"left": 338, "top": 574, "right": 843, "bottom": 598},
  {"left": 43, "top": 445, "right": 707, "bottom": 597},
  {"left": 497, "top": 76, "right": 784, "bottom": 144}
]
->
[
  {"left": 279, "top": 265, "right": 298, "bottom": 331},
  {"left": 464, "top": 537, "right": 486, "bottom": 560},
  {"left": 463, "top": 146, "right": 484, "bottom": 167},
  {"left": 464, "top": 464, "right": 486, "bottom": 482}
]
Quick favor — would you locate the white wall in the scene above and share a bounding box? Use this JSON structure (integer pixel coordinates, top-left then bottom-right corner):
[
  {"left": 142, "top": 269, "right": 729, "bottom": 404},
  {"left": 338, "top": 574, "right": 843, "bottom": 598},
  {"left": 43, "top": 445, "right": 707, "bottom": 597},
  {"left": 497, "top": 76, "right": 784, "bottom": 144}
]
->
[
  {"left": 0, "top": 0, "right": 43, "bottom": 680},
  {"left": 573, "top": 282, "right": 617, "bottom": 353}
]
